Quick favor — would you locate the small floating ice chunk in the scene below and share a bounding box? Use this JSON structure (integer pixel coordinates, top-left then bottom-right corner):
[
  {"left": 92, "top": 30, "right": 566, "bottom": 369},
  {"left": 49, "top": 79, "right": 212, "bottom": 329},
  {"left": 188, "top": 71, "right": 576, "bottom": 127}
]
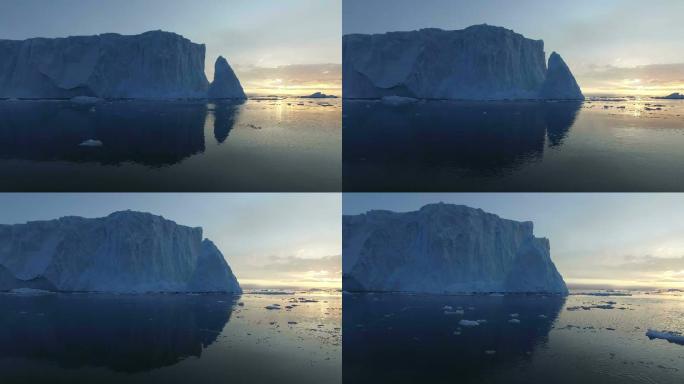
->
[
  {"left": 381, "top": 95, "right": 418, "bottom": 106},
  {"left": 508, "top": 318, "right": 521, "bottom": 324},
  {"left": 646, "top": 329, "right": 684, "bottom": 345},
  {"left": 538, "top": 314, "right": 547, "bottom": 318},
  {"left": 79, "top": 139, "right": 103, "bottom": 147},
  {"left": 70, "top": 96, "right": 102, "bottom": 105},
  {"left": 484, "top": 350, "right": 496, "bottom": 355},
  {"left": 459, "top": 320, "right": 480, "bottom": 327},
  {"left": 442, "top": 305, "right": 453, "bottom": 310},
  {"left": 509, "top": 313, "right": 519, "bottom": 318},
  {"left": 444, "top": 309, "right": 464, "bottom": 315},
  {"left": 9, "top": 288, "right": 54, "bottom": 295}
]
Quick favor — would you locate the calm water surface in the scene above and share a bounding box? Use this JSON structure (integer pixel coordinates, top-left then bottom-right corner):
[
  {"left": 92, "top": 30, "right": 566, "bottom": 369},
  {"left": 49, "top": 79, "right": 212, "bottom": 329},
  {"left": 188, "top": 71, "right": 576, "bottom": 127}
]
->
[
  {"left": 343, "top": 98, "right": 684, "bottom": 191},
  {"left": 0, "top": 98, "right": 340, "bottom": 191},
  {"left": 344, "top": 291, "right": 684, "bottom": 384},
  {"left": 0, "top": 290, "right": 341, "bottom": 384}
]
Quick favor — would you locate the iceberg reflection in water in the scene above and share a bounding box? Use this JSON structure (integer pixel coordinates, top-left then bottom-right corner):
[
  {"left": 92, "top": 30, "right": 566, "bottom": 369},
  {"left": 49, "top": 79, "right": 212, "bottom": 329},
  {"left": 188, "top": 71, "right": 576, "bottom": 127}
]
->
[
  {"left": 344, "top": 292, "right": 684, "bottom": 384},
  {"left": 0, "top": 291, "right": 341, "bottom": 384},
  {"left": 343, "top": 99, "right": 684, "bottom": 191},
  {"left": 0, "top": 98, "right": 341, "bottom": 191},
  {"left": 343, "top": 293, "right": 565, "bottom": 383},
  {"left": 0, "top": 293, "right": 236, "bottom": 373}
]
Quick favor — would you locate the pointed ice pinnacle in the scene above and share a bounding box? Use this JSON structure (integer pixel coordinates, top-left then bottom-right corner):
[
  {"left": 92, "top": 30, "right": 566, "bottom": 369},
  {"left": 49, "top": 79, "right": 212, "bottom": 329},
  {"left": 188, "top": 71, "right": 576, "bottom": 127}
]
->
[
  {"left": 539, "top": 52, "right": 584, "bottom": 100},
  {"left": 208, "top": 56, "right": 246, "bottom": 99}
]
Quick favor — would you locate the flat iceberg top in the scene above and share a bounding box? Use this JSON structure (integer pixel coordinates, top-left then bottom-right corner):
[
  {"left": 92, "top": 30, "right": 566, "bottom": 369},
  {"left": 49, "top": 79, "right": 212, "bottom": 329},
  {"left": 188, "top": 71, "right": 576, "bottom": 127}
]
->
[
  {"left": 343, "top": 203, "right": 567, "bottom": 295},
  {"left": 0, "top": 210, "right": 241, "bottom": 293},
  {"left": 343, "top": 24, "right": 583, "bottom": 100},
  {"left": 0, "top": 30, "right": 213, "bottom": 99}
]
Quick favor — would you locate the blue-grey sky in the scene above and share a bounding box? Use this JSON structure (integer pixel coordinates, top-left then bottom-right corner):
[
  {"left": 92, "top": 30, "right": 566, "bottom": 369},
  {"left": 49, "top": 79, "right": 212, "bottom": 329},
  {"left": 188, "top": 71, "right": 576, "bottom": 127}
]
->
[
  {"left": 344, "top": 0, "right": 684, "bottom": 95},
  {"left": 0, "top": 0, "right": 342, "bottom": 94},
  {"left": 0, "top": 193, "right": 341, "bottom": 289},
  {"left": 344, "top": 193, "right": 684, "bottom": 289}
]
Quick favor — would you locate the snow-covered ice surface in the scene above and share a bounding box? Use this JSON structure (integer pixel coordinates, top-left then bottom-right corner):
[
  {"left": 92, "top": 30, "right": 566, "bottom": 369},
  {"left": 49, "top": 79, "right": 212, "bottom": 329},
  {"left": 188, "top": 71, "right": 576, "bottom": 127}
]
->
[
  {"left": 344, "top": 290, "right": 684, "bottom": 384},
  {"left": 0, "top": 290, "right": 340, "bottom": 383},
  {"left": 0, "top": 31, "right": 215, "bottom": 99},
  {"left": 343, "top": 25, "right": 583, "bottom": 100},
  {"left": 343, "top": 203, "right": 568, "bottom": 294},
  {"left": 0, "top": 210, "right": 240, "bottom": 293}
]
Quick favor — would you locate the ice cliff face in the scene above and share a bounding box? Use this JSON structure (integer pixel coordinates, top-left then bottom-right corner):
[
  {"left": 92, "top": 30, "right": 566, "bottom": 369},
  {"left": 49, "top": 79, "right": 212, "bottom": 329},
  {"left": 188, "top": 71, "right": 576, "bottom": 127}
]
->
[
  {"left": 0, "top": 211, "right": 241, "bottom": 293},
  {"left": 0, "top": 30, "right": 242, "bottom": 99},
  {"left": 208, "top": 56, "right": 246, "bottom": 99},
  {"left": 343, "top": 25, "right": 583, "bottom": 100},
  {"left": 343, "top": 203, "right": 568, "bottom": 294}
]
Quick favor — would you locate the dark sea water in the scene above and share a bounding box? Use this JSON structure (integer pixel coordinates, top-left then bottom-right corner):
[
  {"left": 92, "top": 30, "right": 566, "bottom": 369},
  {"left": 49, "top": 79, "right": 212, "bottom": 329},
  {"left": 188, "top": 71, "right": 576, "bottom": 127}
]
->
[
  {"left": 343, "top": 292, "right": 684, "bottom": 384},
  {"left": 0, "top": 98, "right": 340, "bottom": 191},
  {"left": 0, "top": 290, "right": 341, "bottom": 384},
  {"left": 343, "top": 98, "right": 684, "bottom": 191}
]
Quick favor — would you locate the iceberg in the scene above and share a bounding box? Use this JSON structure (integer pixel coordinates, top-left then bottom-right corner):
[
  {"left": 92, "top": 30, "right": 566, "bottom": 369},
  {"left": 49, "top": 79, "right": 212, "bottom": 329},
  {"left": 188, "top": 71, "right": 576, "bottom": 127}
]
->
[
  {"left": 78, "top": 139, "right": 103, "bottom": 147},
  {"left": 646, "top": 329, "right": 684, "bottom": 345},
  {"left": 343, "top": 203, "right": 568, "bottom": 294},
  {"left": 539, "top": 52, "right": 583, "bottom": 100},
  {"left": 0, "top": 31, "right": 243, "bottom": 99},
  {"left": 343, "top": 24, "right": 584, "bottom": 100},
  {"left": 0, "top": 211, "right": 241, "bottom": 293},
  {"left": 207, "top": 56, "right": 246, "bottom": 99},
  {"left": 301, "top": 92, "right": 338, "bottom": 99},
  {"left": 657, "top": 92, "right": 684, "bottom": 100}
]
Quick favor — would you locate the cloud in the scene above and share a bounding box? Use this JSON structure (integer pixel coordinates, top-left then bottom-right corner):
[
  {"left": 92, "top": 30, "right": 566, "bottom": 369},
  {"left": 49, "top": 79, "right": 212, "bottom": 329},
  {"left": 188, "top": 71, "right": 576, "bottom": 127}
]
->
[
  {"left": 611, "top": 255, "right": 684, "bottom": 272},
  {"left": 576, "top": 63, "right": 684, "bottom": 95},
  {"left": 257, "top": 254, "right": 342, "bottom": 274},
  {"left": 232, "top": 63, "right": 341, "bottom": 95},
  {"left": 238, "top": 254, "right": 342, "bottom": 288},
  {"left": 564, "top": 254, "right": 684, "bottom": 288}
]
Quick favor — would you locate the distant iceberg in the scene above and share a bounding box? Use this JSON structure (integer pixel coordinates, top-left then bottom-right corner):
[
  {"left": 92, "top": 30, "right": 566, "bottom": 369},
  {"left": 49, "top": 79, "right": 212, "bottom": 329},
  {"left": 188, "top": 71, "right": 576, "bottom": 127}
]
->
[
  {"left": 343, "top": 203, "right": 568, "bottom": 294},
  {"left": 0, "top": 30, "right": 244, "bottom": 100},
  {"left": 343, "top": 25, "right": 584, "bottom": 100},
  {"left": 301, "top": 92, "right": 338, "bottom": 99},
  {"left": 657, "top": 92, "right": 684, "bottom": 100},
  {"left": 0, "top": 211, "right": 241, "bottom": 293}
]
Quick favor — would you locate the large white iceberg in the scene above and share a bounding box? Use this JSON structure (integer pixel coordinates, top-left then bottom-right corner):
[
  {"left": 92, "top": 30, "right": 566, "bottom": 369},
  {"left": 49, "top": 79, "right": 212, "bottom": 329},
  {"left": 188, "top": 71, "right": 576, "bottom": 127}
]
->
[
  {"left": 343, "top": 203, "right": 568, "bottom": 294},
  {"left": 0, "top": 211, "right": 241, "bottom": 293},
  {"left": 343, "top": 24, "right": 584, "bottom": 100},
  {"left": 0, "top": 30, "right": 244, "bottom": 99}
]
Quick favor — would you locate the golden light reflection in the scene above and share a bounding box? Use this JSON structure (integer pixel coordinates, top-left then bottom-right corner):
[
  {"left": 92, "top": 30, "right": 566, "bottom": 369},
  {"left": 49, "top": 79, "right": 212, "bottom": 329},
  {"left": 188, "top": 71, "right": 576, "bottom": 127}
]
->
[
  {"left": 239, "top": 278, "right": 341, "bottom": 289},
  {"left": 567, "top": 276, "right": 684, "bottom": 290}
]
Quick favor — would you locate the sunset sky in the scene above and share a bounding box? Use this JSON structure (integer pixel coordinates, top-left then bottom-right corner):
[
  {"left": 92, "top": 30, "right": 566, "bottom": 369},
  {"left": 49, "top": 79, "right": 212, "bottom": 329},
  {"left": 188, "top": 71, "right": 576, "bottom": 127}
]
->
[
  {"left": 0, "top": 0, "right": 341, "bottom": 96},
  {"left": 344, "top": 0, "right": 684, "bottom": 96},
  {"left": 345, "top": 193, "right": 684, "bottom": 290},
  {"left": 0, "top": 194, "right": 342, "bottom": 289}
]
